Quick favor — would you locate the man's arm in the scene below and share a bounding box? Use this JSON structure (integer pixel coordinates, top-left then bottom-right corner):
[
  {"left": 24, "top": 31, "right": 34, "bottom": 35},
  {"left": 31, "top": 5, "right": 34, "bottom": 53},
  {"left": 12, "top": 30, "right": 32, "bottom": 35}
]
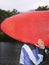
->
[
  {"left": 35, "top": 39, "right": 45, "bottom": 65},
  {"left": 19, "top": 48, "right": 24, "bottom": 65}
]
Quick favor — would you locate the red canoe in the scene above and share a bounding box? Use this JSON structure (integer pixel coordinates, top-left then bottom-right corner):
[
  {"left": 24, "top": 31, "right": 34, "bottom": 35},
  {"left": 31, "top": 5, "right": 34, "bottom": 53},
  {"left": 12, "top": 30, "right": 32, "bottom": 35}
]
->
[{"left": 1, "top": 11, "right": 49, "bottom": 47}]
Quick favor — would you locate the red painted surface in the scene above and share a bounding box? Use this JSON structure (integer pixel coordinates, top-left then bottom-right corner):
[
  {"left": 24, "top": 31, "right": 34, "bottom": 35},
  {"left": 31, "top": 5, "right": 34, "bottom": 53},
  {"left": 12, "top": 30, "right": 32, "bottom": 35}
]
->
[{"left": 1, "top": 11, "right": 49, "bottom": 47}]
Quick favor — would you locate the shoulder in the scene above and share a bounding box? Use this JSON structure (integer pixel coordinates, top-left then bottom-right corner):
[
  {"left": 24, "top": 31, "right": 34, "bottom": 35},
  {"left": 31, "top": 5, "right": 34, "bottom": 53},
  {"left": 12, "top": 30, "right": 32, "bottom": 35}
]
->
[
  {"left": 22, "top": 44, "right": 28, "bottom": 48},
  {"left": 22, "top": 44, "right": 36, "bottom": 50}
]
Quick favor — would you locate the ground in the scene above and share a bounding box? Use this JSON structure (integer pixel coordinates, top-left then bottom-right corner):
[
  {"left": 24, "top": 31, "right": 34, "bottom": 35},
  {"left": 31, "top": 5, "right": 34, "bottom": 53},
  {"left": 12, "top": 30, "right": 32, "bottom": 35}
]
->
[{"left": 0, "top": 42, "right": 49, "bottom": 65}]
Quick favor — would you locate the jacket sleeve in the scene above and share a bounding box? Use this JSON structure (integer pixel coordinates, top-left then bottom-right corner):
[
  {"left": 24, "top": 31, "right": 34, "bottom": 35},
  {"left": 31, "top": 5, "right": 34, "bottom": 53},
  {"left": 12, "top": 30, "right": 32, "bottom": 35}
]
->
[
  {"left": 36, "top": 48, "right": 45, "bottom": 65},
  {"left": 19, "top": 48, "right": 24, "bottom": 65}
]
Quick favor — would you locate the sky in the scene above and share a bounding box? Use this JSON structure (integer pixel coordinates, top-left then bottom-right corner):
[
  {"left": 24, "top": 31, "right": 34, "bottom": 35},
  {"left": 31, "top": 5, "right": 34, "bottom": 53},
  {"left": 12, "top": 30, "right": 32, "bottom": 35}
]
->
[{"left": 0, "top": 0, "right": 49, "bottom": 12}]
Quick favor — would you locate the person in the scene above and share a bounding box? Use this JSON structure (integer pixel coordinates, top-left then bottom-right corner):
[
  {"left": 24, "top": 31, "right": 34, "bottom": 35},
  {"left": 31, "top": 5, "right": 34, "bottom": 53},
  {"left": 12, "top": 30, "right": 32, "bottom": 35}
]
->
[{"left": 19, "top": 39, "right": 45, "bottom": 65}]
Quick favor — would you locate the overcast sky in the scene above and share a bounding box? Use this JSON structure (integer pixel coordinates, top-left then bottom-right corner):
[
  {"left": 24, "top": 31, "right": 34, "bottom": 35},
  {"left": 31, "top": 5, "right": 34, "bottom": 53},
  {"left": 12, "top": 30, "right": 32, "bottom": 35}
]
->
[{"left": 0, "top": 0, "right": 49, "bottom": 12}]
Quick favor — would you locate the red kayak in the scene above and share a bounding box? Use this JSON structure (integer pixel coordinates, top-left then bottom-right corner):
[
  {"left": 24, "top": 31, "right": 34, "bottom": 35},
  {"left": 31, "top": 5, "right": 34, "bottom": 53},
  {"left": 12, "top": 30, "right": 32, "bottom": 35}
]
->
[{"left": 1, "top": 11, "right": 49, "bottom": 47}]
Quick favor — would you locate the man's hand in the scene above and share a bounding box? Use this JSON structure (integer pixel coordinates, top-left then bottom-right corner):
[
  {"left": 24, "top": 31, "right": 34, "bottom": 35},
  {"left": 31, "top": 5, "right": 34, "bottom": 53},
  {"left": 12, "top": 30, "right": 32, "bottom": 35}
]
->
[{"left": 36, "top": 39, "right": 45, "bottom": 49}]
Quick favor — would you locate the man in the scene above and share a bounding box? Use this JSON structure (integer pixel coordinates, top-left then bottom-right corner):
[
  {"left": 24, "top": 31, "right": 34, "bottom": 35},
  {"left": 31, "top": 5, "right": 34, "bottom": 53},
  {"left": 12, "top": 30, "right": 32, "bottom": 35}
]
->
[{"left": 19, "top": 39, "right": 45, "bottom": 65}]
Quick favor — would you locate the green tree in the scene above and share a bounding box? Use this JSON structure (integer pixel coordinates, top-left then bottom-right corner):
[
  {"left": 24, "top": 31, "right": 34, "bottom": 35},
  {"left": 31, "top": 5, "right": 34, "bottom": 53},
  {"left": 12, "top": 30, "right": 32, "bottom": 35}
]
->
[
  {"left": 0, "top": 9, "right": 20, "bottom": 23},
  {"left": 11, "top": 9, "right": 20, "bottom": 15},
  {"left": 35, "top": 6, "right": 49, "bottom": 11},
  {"left": 0, "top": 9, "right": 20, "bottom": 41}
]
